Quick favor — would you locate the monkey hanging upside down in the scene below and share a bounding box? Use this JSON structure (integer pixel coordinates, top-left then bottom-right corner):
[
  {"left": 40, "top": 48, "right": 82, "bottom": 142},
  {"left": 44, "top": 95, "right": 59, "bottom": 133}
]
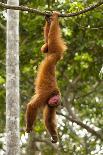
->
[{"left": 26, "top": 12, "right": 67, "bottom": 143}]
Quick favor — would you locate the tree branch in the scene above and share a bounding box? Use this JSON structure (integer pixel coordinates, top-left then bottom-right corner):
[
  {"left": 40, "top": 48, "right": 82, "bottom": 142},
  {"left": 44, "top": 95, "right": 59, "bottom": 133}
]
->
[
  {"left": 62, "top": 74, "right": 81, "bottom": 119},
  {"left": 57, "top": 112, "right": 103, "bottom": 140},
  {"left": 27, "top": 133, "right": 58, "bottom": 151},
  {"left": 76, "top": 81, "right": 100, "bottom": 100},
  {"left": 0, "top": 1, "right": 103, "bottom": 17},
  {"left": 33, "top": 137, "right": 58, "bottom": 151}
]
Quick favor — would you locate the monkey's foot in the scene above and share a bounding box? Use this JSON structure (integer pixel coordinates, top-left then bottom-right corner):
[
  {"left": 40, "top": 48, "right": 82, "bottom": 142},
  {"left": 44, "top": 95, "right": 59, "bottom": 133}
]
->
[
  {"left": 51, "top": 135, "right": 58, "bottom": 143},
  {"left": 50, "top": 11, "right": 60, "bottom": 21},
  {"left": 52, "top": 11, "right": 60, "bottom": 16}
]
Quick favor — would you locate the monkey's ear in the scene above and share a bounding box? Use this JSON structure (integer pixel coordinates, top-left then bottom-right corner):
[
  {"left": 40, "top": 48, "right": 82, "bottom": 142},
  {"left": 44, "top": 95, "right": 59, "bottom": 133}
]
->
[{"left": 41, "top": 43, "right": 48, "bottom": 53}]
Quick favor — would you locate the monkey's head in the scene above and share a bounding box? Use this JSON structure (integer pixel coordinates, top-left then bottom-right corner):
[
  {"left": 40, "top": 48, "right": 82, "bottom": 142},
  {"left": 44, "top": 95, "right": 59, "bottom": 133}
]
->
[{"left": 48, "top": 95, "right": 61, "bottom": 107}]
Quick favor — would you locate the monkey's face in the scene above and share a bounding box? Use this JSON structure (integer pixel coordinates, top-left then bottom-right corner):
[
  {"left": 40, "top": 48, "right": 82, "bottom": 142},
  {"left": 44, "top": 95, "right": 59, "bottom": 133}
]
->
[{"left": 48, "top": 95, "right": 61, "bottom": 107}]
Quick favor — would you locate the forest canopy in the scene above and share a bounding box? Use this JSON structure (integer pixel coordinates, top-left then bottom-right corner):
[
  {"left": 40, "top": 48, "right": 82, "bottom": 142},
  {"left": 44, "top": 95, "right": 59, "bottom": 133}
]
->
[{"left": 0, "top": 0, "right": 103, "bottom": 155}]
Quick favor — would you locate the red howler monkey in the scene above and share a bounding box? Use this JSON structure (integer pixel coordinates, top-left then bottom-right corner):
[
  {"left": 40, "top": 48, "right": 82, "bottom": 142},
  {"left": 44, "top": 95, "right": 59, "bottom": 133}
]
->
[{"left": 26, "top": 12, "right": 67, "bottom": 143}]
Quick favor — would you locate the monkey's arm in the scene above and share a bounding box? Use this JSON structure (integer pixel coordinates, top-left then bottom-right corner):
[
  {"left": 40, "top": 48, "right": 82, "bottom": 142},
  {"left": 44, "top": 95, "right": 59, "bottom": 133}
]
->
[
  {"left": 25, "top": 95, "right": 39, "bottom": 133},
  {"left": 43, "top": 105, "right": 58, "bottom": 143}
]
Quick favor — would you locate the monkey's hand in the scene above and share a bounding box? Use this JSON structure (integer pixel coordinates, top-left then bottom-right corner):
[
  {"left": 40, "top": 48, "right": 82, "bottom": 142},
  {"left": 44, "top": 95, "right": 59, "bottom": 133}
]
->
[
  {"left": 26, "top": 125, "right": 33, "bottom": 133},
  {"left": 51, "top": 135, "right": 58, "bottom": 143}
]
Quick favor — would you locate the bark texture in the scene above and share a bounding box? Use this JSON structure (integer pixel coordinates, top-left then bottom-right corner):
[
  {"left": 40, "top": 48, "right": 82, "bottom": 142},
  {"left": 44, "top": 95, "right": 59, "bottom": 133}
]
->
[{"left": 6, "top": 0, "right": 20, "bottom": 154}]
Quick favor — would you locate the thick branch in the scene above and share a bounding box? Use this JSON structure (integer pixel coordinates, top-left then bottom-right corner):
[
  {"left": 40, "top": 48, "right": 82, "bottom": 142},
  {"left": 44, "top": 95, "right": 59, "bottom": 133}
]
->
[
  {"left": 0, "top": 1, "right": 103, "bottom": 17},
  {"left": 57, "top": 112, "right": 103, "bottom": 140}
]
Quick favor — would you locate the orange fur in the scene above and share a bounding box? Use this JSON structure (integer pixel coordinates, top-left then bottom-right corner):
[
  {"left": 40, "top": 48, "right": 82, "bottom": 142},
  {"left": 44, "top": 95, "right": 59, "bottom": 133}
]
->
[
  {"left": 26, "top": 12, "right": 67, "bottom": 143},
  {"left": 41, "top": 21, "right": 50, "bottom": 53}
]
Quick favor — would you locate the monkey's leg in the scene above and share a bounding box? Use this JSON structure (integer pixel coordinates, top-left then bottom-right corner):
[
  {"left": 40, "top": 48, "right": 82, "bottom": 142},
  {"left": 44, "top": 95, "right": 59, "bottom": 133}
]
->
[
  {"left": 48, "top": 13, "right": 60, "bottom": 52},
  {"left": 41, "top": 21, "right": 50, "bottom": 53},
  {"left": 44, "top": 21, "right": 51, "bottom": 43},
  {"left": 26, "top": 95, "right": 41, "bottom": 133},
  {"left": 48, "top": 12, "right": 67, "bottom": 54},
  {"left": 43, "top": 105, "right": 58, "bottom": 143}
]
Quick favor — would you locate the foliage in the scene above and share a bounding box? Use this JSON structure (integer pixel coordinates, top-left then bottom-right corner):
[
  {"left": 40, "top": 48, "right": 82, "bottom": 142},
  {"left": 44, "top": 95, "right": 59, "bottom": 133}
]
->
[{"left": 0, "top": 0, "right": 103, "bottom": 154}]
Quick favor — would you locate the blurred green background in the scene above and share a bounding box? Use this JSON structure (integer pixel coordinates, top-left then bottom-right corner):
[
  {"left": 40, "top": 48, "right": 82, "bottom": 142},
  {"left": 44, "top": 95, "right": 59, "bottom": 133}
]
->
[{"left": 0, "top": 0, "right": 103, "bottom": 154}]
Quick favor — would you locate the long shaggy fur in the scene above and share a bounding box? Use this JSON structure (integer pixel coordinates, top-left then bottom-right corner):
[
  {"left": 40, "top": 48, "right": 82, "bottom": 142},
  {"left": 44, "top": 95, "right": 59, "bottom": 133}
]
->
[{"left": 26, "top": 12, "right": 67, "bottom": 143}]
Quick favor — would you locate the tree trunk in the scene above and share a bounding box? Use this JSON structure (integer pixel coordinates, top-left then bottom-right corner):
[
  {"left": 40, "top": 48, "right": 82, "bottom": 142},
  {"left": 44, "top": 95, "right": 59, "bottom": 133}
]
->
[{"left": 6, "top": 0, "right": 20, "bottom": 154}]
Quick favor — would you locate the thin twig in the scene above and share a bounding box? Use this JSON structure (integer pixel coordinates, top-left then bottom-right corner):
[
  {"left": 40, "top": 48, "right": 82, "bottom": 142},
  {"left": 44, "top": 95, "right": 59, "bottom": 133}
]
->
[
  {"left": 78, "top": 25, "right": 103, "bottom": 30},
  {"left": 0, "top": 1, "right": 103, "bottom": 17},
  {"left": 62, "top": 74, "right": 81, "bottom": 119},
  {"left": 76, "top": 81, "right": 100, "bottom": 100},
  {"left": 57, "top": 112, "right": 103, "bottom": 140}
]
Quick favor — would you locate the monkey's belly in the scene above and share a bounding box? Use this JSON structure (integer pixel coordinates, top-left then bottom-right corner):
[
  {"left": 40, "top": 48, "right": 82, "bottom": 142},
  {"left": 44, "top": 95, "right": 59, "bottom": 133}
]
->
[
  {"left": 35, "top": 76, "right": 59, "bottom": 95},
  {"left": 34, "top": 60, "right": 59, "bottom": 95},
  {"left": 35, "top": 79, "right": 57, "bottom": 91}
]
